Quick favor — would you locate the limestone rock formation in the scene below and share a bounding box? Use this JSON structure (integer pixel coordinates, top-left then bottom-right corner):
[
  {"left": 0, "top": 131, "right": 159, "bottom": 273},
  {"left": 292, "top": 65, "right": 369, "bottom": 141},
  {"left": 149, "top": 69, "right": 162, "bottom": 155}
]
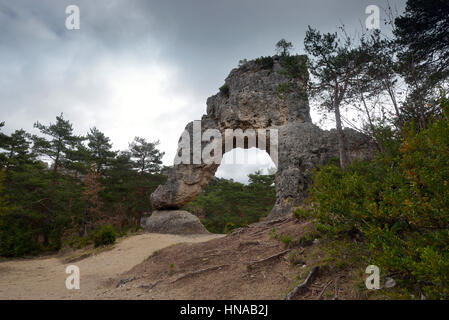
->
[
  {"left": 150, "top": 55, "right": 375, "bottom": 219},
  {"left": 141, "top": 210, "right": 210, "bottom": 235}
]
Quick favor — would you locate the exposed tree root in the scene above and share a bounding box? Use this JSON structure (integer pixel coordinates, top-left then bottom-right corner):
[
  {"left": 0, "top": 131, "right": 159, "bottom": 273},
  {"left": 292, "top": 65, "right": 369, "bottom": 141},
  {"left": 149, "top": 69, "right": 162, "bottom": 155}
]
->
[
  {"left": 138, "top": 279, "right": 163, "bottom": 291},
  {"left": 169, "top": 265, "right": 230, "bottom": 283},
  {"left": 116, "top": 276, "right": 137, "bottom": 288},
  {"left": 285, "top": 266, "right": 320, "bottom": 300},
  {"left": 246, "top": 250, "right": 290, "bottom": 271},
  {"left": 317, "top": 279, "right": 333, "bottom": 299}
]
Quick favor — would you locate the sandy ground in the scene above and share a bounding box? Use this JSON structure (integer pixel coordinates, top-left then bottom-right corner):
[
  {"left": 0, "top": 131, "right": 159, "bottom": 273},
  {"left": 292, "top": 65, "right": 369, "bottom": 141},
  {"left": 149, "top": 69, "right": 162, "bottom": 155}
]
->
[
  {"left": 0, "top": 218, "right": 354, "bottom": 300},
  {"left": 0, "top": 233, "right": 222, "bottom": 300},
  {"left": 99, "top": 218, "right": 333, "bottom": 300}
]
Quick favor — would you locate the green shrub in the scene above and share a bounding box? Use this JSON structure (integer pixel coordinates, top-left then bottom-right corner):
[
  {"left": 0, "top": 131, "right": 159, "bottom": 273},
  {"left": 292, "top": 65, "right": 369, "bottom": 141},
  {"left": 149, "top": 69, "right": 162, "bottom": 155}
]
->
[
  {"left": 288, "top": 249, "right": 305, "bottom": 266},
  {"left": 224, "top": 222, "right": 237, "bottom": 234},
  {"left": 280, "top": 234, "right": 292, "bottom": 247},
  {"left": 276, "top": 83, "right": 294, "bottom": 100},
  {"left": 279, "top": 55, "right": 308, "bottom": 80},
  {"left": 93, "top": 225, "right": 117, "bottom": 247},
  {"left": 269, "top": 227, "right": 278, "bottom": 239},
  {"left": 0, "top": 171, "right": 42, "bottom": 257},
  {"left": 219, "top": 83, "right": 229, "bottom": 95},
  {"left": 254, "top": 56, "right": 274, "bottom": 70},
  {"left": 293, "top": 206, "right": 312, "bottom": 220},
  {"left": 238, "top": 59, "right": 249, "bottom": 68},
  {"left": 77, "top": 236, "right": 91, "bottom": 249},
  {"left": 307, "top": 96, "right": 449, "bottom": 299},
  {"left": 0, "top": 211, "right": 43, "bottom": 257},
  {"left": 294, "top": 232, "right": 317, "bottom": 247},
  {"left": 66, "top": 235, "right": 91, "bottom": 249}
]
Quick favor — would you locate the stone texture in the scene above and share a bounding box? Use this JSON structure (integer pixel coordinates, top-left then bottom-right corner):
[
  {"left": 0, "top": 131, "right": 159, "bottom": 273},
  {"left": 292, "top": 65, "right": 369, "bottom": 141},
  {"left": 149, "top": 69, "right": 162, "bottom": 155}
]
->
[
  {"left": 150, "top": 55, "right": 376, "bottom": 219},
  {"left": 141, "top": 210, "right": 210, "bottom": 235}
]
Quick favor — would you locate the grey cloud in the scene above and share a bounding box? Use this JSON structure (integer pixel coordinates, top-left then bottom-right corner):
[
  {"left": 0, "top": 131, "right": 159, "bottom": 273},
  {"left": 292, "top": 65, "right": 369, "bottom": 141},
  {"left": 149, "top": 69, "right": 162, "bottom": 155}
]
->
[{"left": 0, "top": 0, "right": 406, "bottom": 182}]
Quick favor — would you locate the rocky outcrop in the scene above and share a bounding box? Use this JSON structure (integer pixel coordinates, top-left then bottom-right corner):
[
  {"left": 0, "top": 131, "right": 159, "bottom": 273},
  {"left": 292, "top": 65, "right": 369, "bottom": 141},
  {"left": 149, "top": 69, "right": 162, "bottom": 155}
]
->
[
  {"left": 150, "top": 55, "right": 375, "bottom": 220},
  {"left": 141, "top": 210, "right": 210, "bottom": 235},
  {"left": 270, "top": 122, "right": 374, "bottom": 219}
]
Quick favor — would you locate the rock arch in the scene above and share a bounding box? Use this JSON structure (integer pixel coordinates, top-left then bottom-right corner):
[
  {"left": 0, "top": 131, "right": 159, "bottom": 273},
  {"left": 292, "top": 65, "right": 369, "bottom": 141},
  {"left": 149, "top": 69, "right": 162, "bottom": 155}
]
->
[{"left": 150, "top": 55, "right": 374, "bottom": 219}]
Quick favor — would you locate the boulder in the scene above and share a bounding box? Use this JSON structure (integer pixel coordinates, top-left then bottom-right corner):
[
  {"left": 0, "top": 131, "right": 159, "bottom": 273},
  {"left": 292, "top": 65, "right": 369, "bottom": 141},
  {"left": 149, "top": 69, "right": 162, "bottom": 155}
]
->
[{"left": 141, "top": 210, "right": 210, "bottom": 235}]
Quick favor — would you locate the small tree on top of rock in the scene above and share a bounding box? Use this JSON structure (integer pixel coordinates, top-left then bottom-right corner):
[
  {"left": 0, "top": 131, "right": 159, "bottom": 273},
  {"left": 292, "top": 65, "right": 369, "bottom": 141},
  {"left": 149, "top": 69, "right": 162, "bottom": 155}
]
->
[{"left": 276, "top": 39, "right": 293, "bottom": 56}]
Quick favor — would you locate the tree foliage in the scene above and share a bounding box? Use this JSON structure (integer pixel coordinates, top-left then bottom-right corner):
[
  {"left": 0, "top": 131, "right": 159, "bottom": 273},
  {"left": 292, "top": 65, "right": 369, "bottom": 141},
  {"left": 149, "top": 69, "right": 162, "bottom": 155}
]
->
[
  {"left": 87, "top": 127, "right": 116, "bottom": 174},
  {"left": 299, "top": 95, "right": 449, "bottom": 299},
  {"left": 395, "top": 0, "right": 449, "bottom": 89},
  {"left": 304, "top": 27, "right": 367, "bottom": 169},
  {"left": 184, "top": 171, "right": 276, "bottom": 233},
  {"left": 275, "top": 39, "right": 293, "bottom": 56},
  {"left": 129, "top": 137, "right": 164, "bottom": 174},
  {"left": 0, "top": 116, "right": 165, "bottom": 256}
]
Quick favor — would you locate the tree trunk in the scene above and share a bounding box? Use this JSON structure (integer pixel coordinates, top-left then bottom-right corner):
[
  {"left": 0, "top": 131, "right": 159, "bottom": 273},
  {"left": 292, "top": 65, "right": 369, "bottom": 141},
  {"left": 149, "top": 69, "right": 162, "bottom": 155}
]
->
[
  {"left": 44, "top": 144, "right": 61, "bottom": 245},
  {"left": 356, "top": 75, "right": 384, "bottom": 152},
  {"left": 82, "top": 202, "right": 90, "bottom": 237},
  {"left": 385, "top": 81, "right": 403, "bottom": 128},
  {"left": 334, "top": 102, "right": 349, "bottom": 170}
]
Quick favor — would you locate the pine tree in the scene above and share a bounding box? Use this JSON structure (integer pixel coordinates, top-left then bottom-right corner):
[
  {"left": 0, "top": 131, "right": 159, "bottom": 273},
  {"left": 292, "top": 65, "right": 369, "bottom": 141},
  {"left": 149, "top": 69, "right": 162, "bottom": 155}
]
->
[
  {"left": 87, "top": 127, "right": 116, "bottom": 174},
  {"left": 0, "top": 129, "right": 34, "bottom": 173},
  {"left": 32, "top": 113, "right": 85, "bottom": 243},
  {"left": 395, "top": 0, "right": 449, "bottom": 89},
  {"left": 275, "top": 39, "right": 293, "bottom": 56},
  {"left": 304, "top": 27, "right": 366, "bottom": 169},
  {"left": 81, "top": 167, "right": 104, "bottom": 236},
  {"left": 129, "top": 137, "right": 164, "bottom": 174},
  {"left": 33, "top": 113, "right": 85, "bottom": 179},
  {"left": 394, "top": 0, "right": 449, "bottom": 128}
]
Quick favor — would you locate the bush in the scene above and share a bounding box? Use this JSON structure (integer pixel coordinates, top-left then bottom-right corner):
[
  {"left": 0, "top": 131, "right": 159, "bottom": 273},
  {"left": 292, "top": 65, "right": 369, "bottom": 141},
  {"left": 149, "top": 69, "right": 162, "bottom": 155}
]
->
[
  {"left": 0, "top": 212, "right": 43, "bottom": 257},
  {"left": 276, "top": 83, "right": 294, "bottom": 100},
  {"left": 306, "top": 96, "right": 449, "bottom": 299},
  {"left": 254, "top": 56, "right": 274, "bottom": 70},
  {"left": 280, "top": 234, "right": 292, "bottom": 247},
  {"left": 93, "top": 225, "right": 117, "bottom": 247},
  {"left": 224, "top": 222, "right": 237, "bottom": 234},
  {"left": 0, "top": 171, "right": 42, "bottom": 257},
  {"left": 219, "top": 83, "right": 229, "bottom": 95},
  {"left": 279, "top": 55, "right": 308, "bottom": 80}
]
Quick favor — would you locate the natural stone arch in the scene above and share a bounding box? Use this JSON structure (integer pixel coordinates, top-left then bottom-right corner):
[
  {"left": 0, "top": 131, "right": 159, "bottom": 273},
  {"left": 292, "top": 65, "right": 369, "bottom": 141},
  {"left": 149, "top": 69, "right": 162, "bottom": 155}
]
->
[{"left": 150, "top": 55, "right": 374, "bottom": 219}]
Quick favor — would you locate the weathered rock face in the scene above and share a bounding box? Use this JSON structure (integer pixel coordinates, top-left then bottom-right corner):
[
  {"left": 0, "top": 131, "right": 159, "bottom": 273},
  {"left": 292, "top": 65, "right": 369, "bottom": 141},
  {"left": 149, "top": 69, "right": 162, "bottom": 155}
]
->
[
  {"left": 142, "top": 210, "right": 210, "bottom": 235},
  {"left": 206, "top": 56, "right": 311, "bottom": 129},
  {"left": 270, "top": 122, "right": 374, "bottom": 219},
  {"left": 150, "top": 55, "right": 375, "bottom": 219}
]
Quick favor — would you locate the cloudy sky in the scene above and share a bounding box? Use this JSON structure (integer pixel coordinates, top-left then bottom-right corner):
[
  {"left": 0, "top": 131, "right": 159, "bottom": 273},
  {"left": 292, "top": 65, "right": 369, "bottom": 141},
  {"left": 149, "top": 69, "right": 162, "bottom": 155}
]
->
[{"left": 0, "top": 0, "right": 406, "bottom": 183}]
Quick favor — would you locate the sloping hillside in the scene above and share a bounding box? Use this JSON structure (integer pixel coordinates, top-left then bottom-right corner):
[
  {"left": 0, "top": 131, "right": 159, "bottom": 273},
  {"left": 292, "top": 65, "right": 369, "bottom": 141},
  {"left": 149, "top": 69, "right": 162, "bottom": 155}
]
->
[
  {"left": 0, "top": 233, "right": 221, "bottom": 299},
  {"left": 106, "top": 217, "right": 364, "bottom": 300}
]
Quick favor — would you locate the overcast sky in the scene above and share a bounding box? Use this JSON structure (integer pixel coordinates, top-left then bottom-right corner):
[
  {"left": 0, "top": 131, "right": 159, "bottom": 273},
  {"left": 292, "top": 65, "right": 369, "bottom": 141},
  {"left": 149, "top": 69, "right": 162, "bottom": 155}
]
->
[{"left": 0, "top": 0, "right": 406, "bottom": 183}]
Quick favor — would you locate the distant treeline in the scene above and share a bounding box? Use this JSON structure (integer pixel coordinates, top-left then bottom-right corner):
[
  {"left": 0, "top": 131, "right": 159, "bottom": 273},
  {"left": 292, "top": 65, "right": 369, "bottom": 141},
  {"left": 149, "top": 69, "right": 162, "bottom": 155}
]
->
[
  {"left": 184, "top": 172, "right": 276, "bottom": 234},
  {"left": 0, "top": 115, "right": 278, "bottom": 257},
  {"left": 0, "top": 115, "right": 166, "bottom": 256}
]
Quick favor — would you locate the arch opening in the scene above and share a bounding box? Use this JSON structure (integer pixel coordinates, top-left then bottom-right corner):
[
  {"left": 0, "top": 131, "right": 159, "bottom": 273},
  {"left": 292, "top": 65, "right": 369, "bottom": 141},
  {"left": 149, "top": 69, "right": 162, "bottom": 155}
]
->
[{"left": 215, "top": 147, "right": 277, "bottom": 184}]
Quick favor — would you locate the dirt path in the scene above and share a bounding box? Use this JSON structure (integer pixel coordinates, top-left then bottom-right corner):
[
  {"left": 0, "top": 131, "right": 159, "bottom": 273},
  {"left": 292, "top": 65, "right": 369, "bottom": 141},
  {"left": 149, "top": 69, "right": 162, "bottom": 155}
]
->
[
  {"left": 0, "top": 233, "right": 222, "bottom": 300},
  {"left": 99, "top": 218, "right": 322, "bottom": 300}
]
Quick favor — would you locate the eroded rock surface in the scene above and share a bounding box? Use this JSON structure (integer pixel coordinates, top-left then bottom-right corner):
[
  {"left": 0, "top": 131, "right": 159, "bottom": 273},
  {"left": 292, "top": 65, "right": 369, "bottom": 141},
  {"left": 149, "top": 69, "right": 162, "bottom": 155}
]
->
[{"left": 150, "top": 55, "right": 375, "bottom": 219}]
